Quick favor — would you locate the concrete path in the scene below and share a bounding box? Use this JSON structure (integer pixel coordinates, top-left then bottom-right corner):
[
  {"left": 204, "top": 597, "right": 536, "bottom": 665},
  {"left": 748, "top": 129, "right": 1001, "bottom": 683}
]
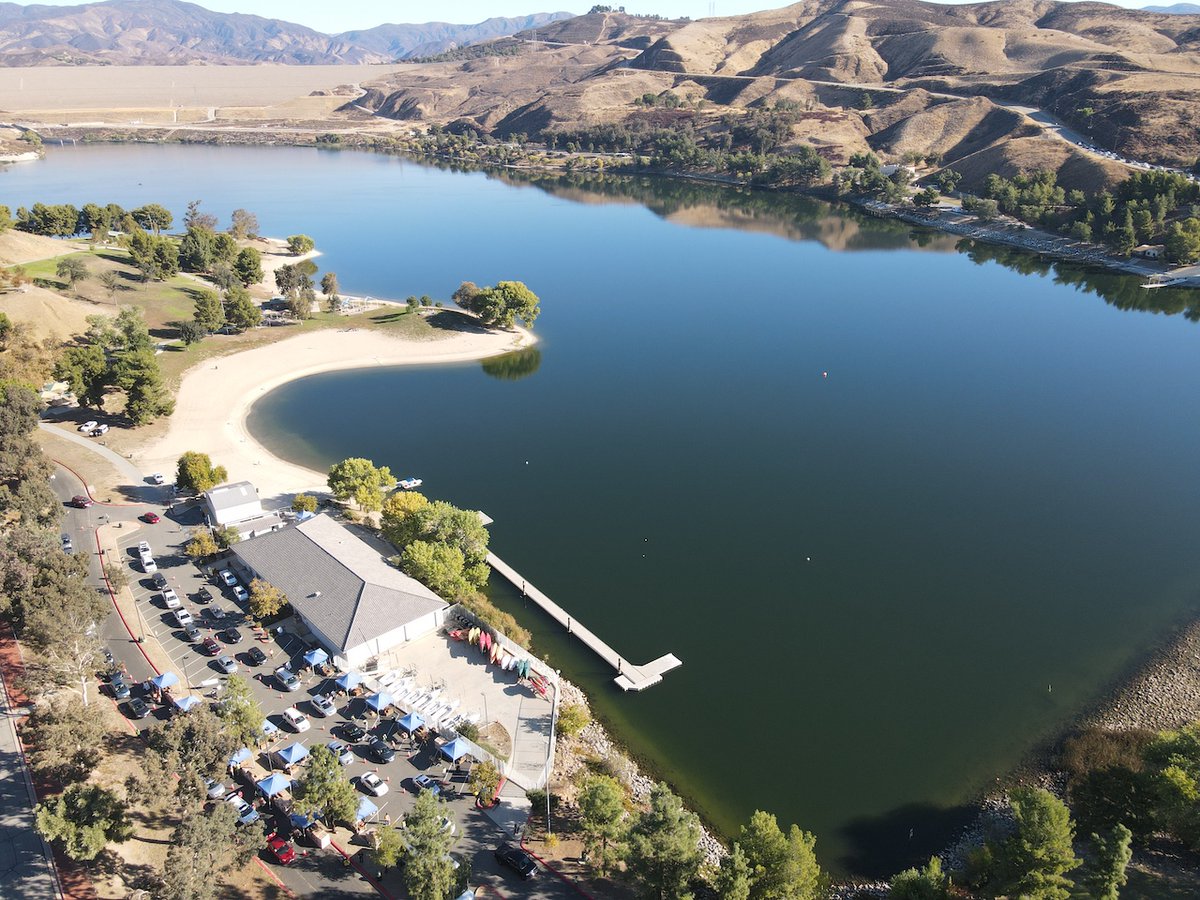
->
[
  {"left": 0, "top": 673, "right": 61, "bottom": 900},
  {"left": 37, "top": 423, "right": 147, "bottom": 488}
]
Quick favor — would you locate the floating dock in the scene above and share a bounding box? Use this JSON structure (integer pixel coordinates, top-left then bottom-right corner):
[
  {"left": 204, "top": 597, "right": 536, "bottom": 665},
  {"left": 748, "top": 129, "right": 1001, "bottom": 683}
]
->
[{"left": 487, "top": 551, "right": 682, "bottom": 692}]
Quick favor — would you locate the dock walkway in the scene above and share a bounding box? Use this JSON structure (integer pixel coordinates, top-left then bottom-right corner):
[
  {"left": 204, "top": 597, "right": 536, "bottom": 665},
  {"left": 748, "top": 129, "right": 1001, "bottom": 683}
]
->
[{"left": 487, "top": 552, "right": 681, "bottom": 692}]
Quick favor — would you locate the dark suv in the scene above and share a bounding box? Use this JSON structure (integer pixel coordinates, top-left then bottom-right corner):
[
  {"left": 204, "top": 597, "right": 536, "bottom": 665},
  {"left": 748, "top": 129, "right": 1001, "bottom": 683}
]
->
[{"left": 494, "top": 844, "right": 537, "bottom": 880}]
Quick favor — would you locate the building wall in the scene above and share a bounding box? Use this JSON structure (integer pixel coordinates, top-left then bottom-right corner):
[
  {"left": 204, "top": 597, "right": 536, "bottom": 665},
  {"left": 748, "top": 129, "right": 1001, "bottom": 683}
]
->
[{"left": 206, "top": 498, "right": 265, "bottom": 527}]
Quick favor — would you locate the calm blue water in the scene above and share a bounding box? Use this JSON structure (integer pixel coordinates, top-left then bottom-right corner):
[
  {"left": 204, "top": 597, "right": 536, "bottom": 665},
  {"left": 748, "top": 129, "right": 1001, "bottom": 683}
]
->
[{"left": 7, "top": 144, "right": 1200, "bottom": 875}]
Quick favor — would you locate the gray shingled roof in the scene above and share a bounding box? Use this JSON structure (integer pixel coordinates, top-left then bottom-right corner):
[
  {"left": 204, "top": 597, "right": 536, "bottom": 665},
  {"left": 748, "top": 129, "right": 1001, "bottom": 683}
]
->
[
  {"left": 232, "top": 514, "right": 446, "bottom": 652},
  {"left": 205, "top": 481, "right": 260, "bottom": 514}
]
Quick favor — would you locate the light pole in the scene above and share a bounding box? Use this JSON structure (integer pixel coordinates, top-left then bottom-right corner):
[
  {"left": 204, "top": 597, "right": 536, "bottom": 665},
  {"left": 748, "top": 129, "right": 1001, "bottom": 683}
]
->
[{"left": 480, "top": 691, "right": 488, "bottom": 727}]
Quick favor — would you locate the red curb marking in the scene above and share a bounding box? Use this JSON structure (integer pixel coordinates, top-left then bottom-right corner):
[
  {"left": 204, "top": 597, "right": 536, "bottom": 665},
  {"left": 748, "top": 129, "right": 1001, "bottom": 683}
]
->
[
  {"left": 50, "top": 457, "right": 142, "bottom": 507},
  {"left": 330, "top": 841, "right": 394, "bottom": 900},
  {"left": 253, "top": 857, "right": 294, "bottom": 896}
]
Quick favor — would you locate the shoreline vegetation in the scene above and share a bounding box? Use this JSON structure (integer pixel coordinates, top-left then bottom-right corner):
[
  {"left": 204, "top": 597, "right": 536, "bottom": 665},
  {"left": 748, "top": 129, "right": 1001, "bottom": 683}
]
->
[
  {"left": 5, "top": 151, "right": 1199, "bottom": 897},
  {"left": 32, "top": 125, "right": 1200, "bottom": 291}
]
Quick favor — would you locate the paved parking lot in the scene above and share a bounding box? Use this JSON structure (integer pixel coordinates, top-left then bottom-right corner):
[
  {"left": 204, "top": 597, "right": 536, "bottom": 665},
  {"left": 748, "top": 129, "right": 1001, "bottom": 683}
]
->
[{"left": 107, "top": 509, "right": 576, "bottom": 900}]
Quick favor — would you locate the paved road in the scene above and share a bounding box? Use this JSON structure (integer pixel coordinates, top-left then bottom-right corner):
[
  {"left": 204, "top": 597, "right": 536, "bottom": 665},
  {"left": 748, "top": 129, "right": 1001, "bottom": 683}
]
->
[{"left": 0, "top": 667, "right": 60, "bottom": 900}]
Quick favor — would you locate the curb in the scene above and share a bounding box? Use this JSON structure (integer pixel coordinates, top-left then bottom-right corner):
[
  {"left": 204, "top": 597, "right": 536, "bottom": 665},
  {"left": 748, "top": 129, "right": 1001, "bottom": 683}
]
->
[
  {"left": 94, "top": 523, "right": 160, "bottom": 677},
  {"left": 50, "top": 457, "right": 141, "bottom": 508},
  {"left": 505, "top": 779, "right": 595, "bottom": 900},
  {"left": 253, "top": 857, "right": 295, "bottom": 896},
  {"left": 330, "top": 840, "right": 394, "bottom": 900}
]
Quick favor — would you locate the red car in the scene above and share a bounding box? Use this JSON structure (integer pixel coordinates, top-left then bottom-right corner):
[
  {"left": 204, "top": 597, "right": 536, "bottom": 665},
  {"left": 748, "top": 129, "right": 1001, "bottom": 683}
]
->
[
  {"left": 201, "top": 637, "right": 221, "bottom": 656},
  {"left": 71, "top": 495, "right": 93, "bottom": 509},
  {"left": 267, "top": 836, "right": 296, "bottom": 865},
  {"left": 142, "top": 512, "right": 161, "bottom": 524}
]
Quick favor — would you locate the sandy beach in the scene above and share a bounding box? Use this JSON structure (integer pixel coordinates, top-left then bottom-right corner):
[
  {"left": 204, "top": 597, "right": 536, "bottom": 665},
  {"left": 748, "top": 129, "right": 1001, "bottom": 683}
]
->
[{"left": 133, "top": 319, "right": 534, "bottom": 503}]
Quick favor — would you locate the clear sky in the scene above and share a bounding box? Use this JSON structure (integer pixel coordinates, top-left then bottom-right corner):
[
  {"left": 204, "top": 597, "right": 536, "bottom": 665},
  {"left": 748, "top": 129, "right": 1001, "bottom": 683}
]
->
[{"left": 10, "top": 0, "right": 1156, "bottom": 34}]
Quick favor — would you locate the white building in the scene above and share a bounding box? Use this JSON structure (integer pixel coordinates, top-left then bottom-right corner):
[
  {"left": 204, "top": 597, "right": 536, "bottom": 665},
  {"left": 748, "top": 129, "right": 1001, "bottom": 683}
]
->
[
  {"left": 230, "top": 514, "right": 448, "bottom": 669},
  {"left": 204, "top": 481, "right": 264, "bottom": 526}
]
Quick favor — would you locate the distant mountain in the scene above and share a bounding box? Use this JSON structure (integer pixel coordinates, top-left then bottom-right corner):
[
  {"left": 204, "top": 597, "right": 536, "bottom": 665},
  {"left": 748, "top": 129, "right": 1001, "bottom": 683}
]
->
[
  {"left": 0, "top": 0, "right": 570, "bottom": 66},
  {"left": 1142, "top": 2, "right": 1200, "bottom": 11},
  {"left": 337, "top": 13, "right": 573, "bottom": 61}
]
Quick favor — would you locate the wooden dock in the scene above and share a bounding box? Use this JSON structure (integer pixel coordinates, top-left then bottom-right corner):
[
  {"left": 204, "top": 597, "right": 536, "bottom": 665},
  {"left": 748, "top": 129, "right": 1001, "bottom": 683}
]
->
[{"left": 487, "top": 552, "right": 682, "bottom": 692}]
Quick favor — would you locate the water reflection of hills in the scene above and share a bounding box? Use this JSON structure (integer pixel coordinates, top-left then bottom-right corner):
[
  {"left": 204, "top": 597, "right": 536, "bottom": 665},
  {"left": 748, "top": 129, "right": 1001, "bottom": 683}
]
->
[{"left": 415, "top": 158, "right": 1198, "bottom": 321}]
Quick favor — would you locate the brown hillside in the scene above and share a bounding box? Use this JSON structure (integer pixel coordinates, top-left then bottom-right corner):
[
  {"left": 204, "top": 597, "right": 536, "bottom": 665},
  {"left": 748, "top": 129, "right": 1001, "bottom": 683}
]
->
[{"left": 947, "top": 134, "right": 1131, "bottom": 192}]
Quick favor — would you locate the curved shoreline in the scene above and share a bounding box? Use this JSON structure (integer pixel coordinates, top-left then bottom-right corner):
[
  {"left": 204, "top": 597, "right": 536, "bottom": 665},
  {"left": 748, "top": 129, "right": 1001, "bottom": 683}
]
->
[{"left": 134, "top": 316, "right": 536, "bottom": 503}]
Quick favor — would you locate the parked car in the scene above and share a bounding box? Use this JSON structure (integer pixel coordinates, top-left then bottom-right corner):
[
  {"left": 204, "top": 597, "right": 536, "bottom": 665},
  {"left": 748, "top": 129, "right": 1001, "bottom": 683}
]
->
[
  {"left": 367, "top": 738, "right": 395, "bottom": 764},
  {"left": 90, "top": 424, "right": 109, "bottom": 436},
  {"left": 245, "top": 646, "right": 267, "bottom": 666},
  {"left": 216, "top": 655, "right": 238, "bottom": 674},
  {"left": 282, "top": 707, "right": 310, "bottom": 733},
  {"left": 226, "top": 793, "right": 260, "bottom": 826},
  {"left": 221, "top": 627, "right": 243, "bottom": 644},
  {"left": 267, "top": 836, "right": 297, "bottom": 865},
  {"left": 183, "top": 624, "right": 202, "bottom": 643},
  {"left": 151, "top": 472, "right": 166, "bottom": 485},
  {"left": 173, "top": 608, "right": 194, "bottom": 627},
  {"left": 78, "top": 421, "right": 98, "bottom": 433},
  {"left": 204, "top": 778, "right": 227, "bottom": 800},
  {"left": 142, "top": 512, "right": 160, "bottom": 524},
  {"left": 152, "top": 572, "right": 169, "bottom": 589},
  {"left": 125, "top": 697, "right": 150, "bottom": 719},
  {"left": 141, "top": 556, "right": 158, "bottom": 574},
  {"left": 328, "top": 741, "right": 354, "bottom": 766},
  {"left": 161, "top": 589, "right": 180, "bottom": 609},
  {"left": 61, "top": 535, "right": 73, "bottom": 553},
  {"left": 109, "top": 673, "right": 131, "bottom": 700},
  {"left": 219, "top": 570, "right": 238, "bottom": 587},
  {"left": 195, "top": 586, "right": 214, "bottom": 604},
  {"left": 232, "top": 585, "right": 249, "bottom": 603},
  {"left": 358, "top": 772, "right": 388, "bottom": 797},
  {"left": 71, "top": 495, "right": 93, "bottom": 509},
  {"left": 411, "top": 774, "right": 441, "bottom": 797},
  {"left": 137, "top": 540, "right": 151, "bottom": 556},
  {"left": 274, "top": 666, "right": 300, "bottom": 691},
  {"left": 340, "top": 722, "right": 366, "bottom": 742},
  {"left": 201, "top": 637, "right": 221, "bottom": 656},
  {"left": 310, "top": 694, "right": 335, "bottom": 717},
  {"left": 494, "top": 844, "right": 538, "bottom": 880}
]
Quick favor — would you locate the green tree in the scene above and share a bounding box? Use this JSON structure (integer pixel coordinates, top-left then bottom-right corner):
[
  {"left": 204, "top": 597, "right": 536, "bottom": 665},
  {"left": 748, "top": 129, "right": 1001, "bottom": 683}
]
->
[
  {"left": 320, "top": 271, "right": 340, "bottom": 311},
  {"left": 1082, "top": 824, "right": 1132, "bottom": 900},
  {"left": 24, "top": 695, "right": 106, "bottom": 783},
  {"left": 412, "top": 500, "right": 490, "bottom": 570},
  {"left": 193, "top": 289, "right": 225, "bottom": 333},
  {"left": 468, "top": 759, "right": 501, "bottom": 804},
  {"left": 145, "top": 704, "right": 238, "bottom": 784},
  {"left": 131, "top": 203, "right": 173, "bottom": 235},
  {"left": 738, "top": 809, "right": 822, "bottom": 900},
  {"left": 1164, "top": 218, "right": 1200, "bottom": 265},
  {"left": 556, "top": 703, "right": 590, "bottom": 738},
  {"left": 401, "top": 540, "right": 470, "bottom": 599},
  {"left": 35, "top": 784, "right": 132, "bottom": 861},
  {"left": 176, "top": 451, "right": 227, "bottom": 493},
  {"left": 374, "top": 823, "right": 406, "bottom": 870},
  {"left": 179, "top": 226, "right": 217, "bottom": 272},
  {"left": 471, "top": 280, "right": 541, "bottom": 329},
  {"left": 890, "top": 856, "right": 950, "bottom": 900},
  {"left": 178, "top": 321, "right": 205, "bottom": 345},
  {"left": 326, "top": 456, "right": 395, "bottom": 511},
  {"left": 98, "top": 269, "right": 122, "bottom": 300},
  {"left": 403, "top": 789, "right": 457, "bottom": 900},
  {"left": 54, "top": 344, "right": 109, "bottom": 408},
  {"left": 214, "top": 674, "right": 265, "bottom": 747},
  {"left": 223, "top": 292, "right": 262, "bottom": 330},
  {"left": 56, "top": 256, "right": 89, "bottom": 291},
  {"left": 452, "top": 281, "right": 481, "bottom": 310},
  {"left": 994, "top": 787, "right": 1080, "bottom": 900},
  {"left": 114, "top": 347, "right": 173, "bottom": 425},
  {"left": 0, "top": 204, "right": 12, "bottom": 233},
  {"left": 163, "top": 802, "right": 263, "bottom": 900},
  {"left": 214, "top": 524, "right": 241, "bottom": 549},
  {"left": 233, "top": 246, "right": 263, "bottom": 285},
  {"left": 913, "top": 187, "right": 940, "bottom": 208},
  {"left": 624, "top": 783, "right": 703, "bottom": 900},
  {"left": 286, "top": 234, "right": 315, "bottom": 255},
  {"left": 184, "top": 200, "right": 217, "bottom": 232},
  {"left": 291, "top": 493, "right": 318, "bottom": 513},
  {"left": 578, "top": 774, "right": 626, "bottom": 875},
  {"left": 185, "top": 528, "right": 219, "bottom": 559},
  {"left": 248, "top": 578, "right": 287, "bottom": 620},
  {"left": 380, "top": 490, "right": 431, "bottom": 548},
  {"left": 717, "top": 844, "right": 753, "bottom": 900},
  {"left": 229, "top": 208, "right": 259, "bottom": 240},
  {"left": 293, "top": 744, "right": 359, "bottom": 827}
]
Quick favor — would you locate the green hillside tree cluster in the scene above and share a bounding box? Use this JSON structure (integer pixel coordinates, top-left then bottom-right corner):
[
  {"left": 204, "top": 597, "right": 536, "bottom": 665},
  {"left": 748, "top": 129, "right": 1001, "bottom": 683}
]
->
[
  {"left": 452, "top": 279, "right": 540, "bottom": 328},
  {"left": 380, "top": 490, "right": 491, "bottom": 598}
]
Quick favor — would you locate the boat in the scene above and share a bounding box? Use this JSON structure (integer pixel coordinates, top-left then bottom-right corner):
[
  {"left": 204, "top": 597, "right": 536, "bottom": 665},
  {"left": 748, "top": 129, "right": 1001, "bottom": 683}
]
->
[
  {"left": 398, "top": 478, "right": 423, "bottom": 490},
  {"left": 1141, "top": 276, "right": 1186, "bottom": 289}
]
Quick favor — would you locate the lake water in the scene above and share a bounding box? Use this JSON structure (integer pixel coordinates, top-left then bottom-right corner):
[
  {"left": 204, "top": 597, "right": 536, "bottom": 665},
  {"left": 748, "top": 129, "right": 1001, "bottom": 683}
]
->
[{"left": 7, "top": 144, "right": 1200, "bottom": 875}]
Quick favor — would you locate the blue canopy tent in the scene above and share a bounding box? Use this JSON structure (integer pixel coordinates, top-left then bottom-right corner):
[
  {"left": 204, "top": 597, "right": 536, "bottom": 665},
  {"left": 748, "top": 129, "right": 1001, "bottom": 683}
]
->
[
  {"left": 303, "top": 648, "right": 329, "bottom": 667},
  {"left": 365, "top": 691, "right": 394, "bottom": 712},
  {"left": 173, "top": 695, "right": 200, "bottom": 712},
  {"left": 355, "top": 796, "right": 379, "bottom": 822},
  {"left": 276, "top": 743, "right": 309, "bottom": 767},
  {"left": 398, "top": 711, "right": 424, "bottom": 734},
  {"left": 228, "top": 747, "right": 252, "bottom": 767},
  {"left": 440, "top": 737, "right": 472, "bottom": 762},
  {"left": 257, "top": 773, "right": 292, "bottom": 797},
  {"left": 150, "top": 672, "right": 179, "bottom": 689},
  {"left": 335, "top": 671, "right": 363, "bottom": 690},
  {"left": 290, "top": 811, "right": 319, "bottom": 830},
  {"left": 261, "top": 720, "right": 280, "bottom": 737}
]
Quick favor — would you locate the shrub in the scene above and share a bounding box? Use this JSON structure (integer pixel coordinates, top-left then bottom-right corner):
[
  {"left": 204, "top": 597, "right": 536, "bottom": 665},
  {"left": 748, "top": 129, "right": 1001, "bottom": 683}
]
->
[{"left": 556, "top": 703, "right": 591, "bottom": 738}]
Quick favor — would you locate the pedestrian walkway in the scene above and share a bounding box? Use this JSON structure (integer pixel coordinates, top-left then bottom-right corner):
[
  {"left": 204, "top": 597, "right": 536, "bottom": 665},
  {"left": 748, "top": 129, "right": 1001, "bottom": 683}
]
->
[
  {"left": 486, "top": 552, "right": 681, "bottom": 691},
  {"left": 37, "top": 423, "right": 147, "bottom": 490}
]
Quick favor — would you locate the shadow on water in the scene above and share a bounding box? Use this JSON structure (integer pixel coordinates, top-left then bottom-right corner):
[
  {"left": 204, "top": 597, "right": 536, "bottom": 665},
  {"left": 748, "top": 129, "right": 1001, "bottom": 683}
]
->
[{"left": 838, "top": 802, "right": 977, "bottom": 879}]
